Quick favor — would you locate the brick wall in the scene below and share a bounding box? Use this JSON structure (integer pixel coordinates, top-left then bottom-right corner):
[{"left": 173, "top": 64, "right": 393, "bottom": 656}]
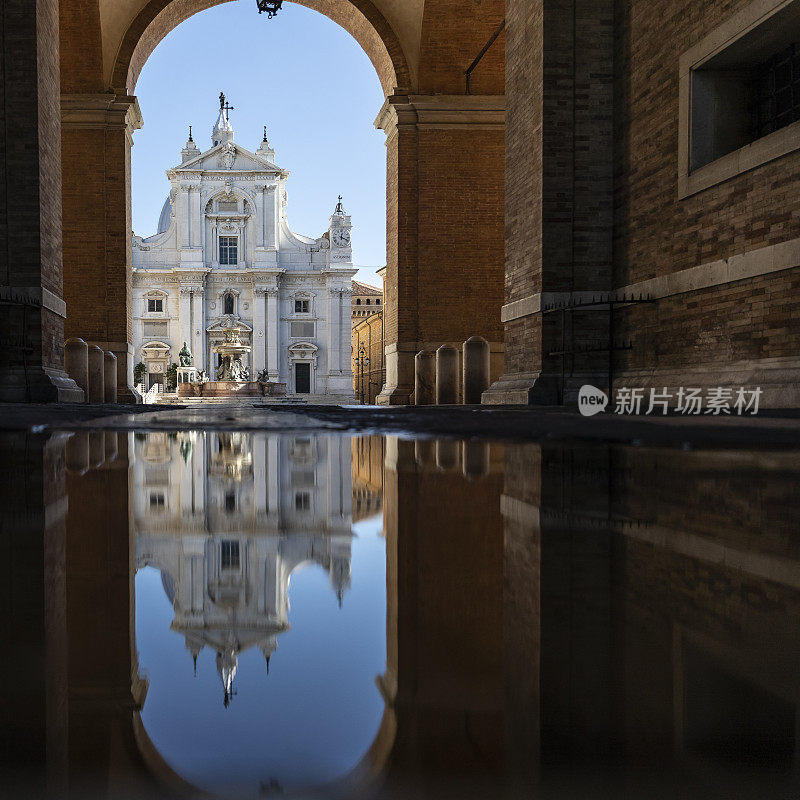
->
[{"left": 612, "top": 0, "right": 800, "bottom": 377}]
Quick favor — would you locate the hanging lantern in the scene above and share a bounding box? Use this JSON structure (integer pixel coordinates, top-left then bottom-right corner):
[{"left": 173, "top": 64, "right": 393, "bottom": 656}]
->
[{"left": 256, "top": 0, "right": 283, "bottom": 18}]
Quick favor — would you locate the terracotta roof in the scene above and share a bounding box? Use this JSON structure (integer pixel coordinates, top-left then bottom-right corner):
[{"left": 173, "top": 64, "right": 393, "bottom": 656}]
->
[{"left": 352, "top": 280, "right": 383, "bottom": 296}]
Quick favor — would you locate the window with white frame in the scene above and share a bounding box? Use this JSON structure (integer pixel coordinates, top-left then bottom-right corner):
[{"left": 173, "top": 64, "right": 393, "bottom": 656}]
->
[
  {"left": 147, "top": 297, "right": 163, "bottom": 313},
  {"left": 219, "top": 236, "right": 238, "bottom": 265},
  {"left": 223, "top": 292, "right": 235, "bottom": 315},
  {"left": 294, "top": 299, "right": 310, "bottom": 313}
]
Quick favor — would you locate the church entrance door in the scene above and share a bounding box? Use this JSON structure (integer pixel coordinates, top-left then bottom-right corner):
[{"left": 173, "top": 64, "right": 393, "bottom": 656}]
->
[{"left": 295, "top": 363, "right": 311, "bottom": 394}]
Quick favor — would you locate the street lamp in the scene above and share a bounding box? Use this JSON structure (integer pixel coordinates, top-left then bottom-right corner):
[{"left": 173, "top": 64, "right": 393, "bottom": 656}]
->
[
  {"left": 256, "top": 0, "right": 283, "bottom": 18},
  {"left": 357, "top": 344, "right": 370, "bottom": 405}
]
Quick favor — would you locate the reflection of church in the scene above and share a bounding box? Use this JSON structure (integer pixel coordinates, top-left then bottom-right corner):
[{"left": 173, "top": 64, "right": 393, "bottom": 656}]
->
[{"left": 133, "top": 431, "right": 353, "bottom": 706}]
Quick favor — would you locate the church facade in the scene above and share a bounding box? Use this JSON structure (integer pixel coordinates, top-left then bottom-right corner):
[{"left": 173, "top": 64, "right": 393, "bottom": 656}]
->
[{"left": 132, "top": 95, "right": 356, "bottom": 398}]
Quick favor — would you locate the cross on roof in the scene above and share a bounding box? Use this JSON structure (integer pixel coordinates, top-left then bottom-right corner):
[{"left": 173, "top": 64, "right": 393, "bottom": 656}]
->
[{"left": 219, "top": 92, "right": 234, "bottom": 120}]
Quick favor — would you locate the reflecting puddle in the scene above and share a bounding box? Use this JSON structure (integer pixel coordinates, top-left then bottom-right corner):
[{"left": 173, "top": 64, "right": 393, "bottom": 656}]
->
[
  {"left": 1, "top": 429, "right": 799, "bottom": 799},
  {"left": 133, "top": 433, "right": 385, "bottom": 796}
]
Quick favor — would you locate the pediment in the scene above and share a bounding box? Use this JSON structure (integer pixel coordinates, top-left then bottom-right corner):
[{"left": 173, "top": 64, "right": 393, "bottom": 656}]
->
[
  {"left": 288, "top": 341, "right": 318, "bottom": 353},
  {"left": 206, "top": 315, "right": 253, "bottom": 333},
  {"left": 175, "top": 142, "right": 282, "bottom": 174}
]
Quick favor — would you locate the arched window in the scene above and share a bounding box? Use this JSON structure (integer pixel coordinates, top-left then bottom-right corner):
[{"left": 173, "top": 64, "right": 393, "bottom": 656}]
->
[
  {"left": 366, "top": 299, "right": 371, "bottom": 305},
  {"left": 376, "top": 299, "right": 381, "bottom": 305},
  {"left": 356, "top": 298, "right": 361, "bottom": 305},
  {"left": 224, "top": 293, "right": 234, "bottom": 315}
]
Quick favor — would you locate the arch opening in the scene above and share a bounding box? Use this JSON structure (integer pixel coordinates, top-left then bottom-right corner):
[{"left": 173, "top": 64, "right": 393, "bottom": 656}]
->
[{"left": 115, "top": 0, "right": 411, "bottom": 97}]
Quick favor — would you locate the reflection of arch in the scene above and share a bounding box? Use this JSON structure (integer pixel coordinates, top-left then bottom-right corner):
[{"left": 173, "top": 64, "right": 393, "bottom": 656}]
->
[{"left": 114, "top": 0, "right": 411, "bottom": 97}]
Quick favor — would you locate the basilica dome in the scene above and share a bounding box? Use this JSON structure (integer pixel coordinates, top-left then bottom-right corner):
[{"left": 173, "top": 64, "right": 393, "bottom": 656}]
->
[{"left": 157, "top": 196, "right": 172, "bottom": 234}]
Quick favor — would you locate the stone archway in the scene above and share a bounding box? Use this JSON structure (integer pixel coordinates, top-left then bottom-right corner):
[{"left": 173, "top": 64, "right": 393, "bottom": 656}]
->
[
  {"left": 113, "top": 0, "right": 411, "bottom": 98},
  {"left": 51, "top": 0, "right": 506, "bottom": 403}
]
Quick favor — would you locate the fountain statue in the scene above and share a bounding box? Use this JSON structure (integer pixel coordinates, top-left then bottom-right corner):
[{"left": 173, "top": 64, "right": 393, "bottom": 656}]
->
[{"left": 213, "top": 325, "right": 251, "bottom": 381}]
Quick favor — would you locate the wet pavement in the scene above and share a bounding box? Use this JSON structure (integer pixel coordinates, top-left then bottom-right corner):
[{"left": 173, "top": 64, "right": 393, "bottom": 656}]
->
[{"left": 1, "top": 405, "right": 800, "bottom": 798}]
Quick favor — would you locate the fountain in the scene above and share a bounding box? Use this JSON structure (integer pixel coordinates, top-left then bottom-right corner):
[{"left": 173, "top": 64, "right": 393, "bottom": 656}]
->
[
  {"left": 214, "top": 326, "right": 251, "bottom": 382},
  {"left": 178, "top": 324, "right": 286, "bottom": 399}
]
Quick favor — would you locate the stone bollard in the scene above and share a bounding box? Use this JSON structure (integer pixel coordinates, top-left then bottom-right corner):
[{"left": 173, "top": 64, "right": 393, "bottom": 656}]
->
[
  {"left": 64, "top": 338, "right": 89, "bottom": 403},
  {"left": 435, "top": 345, "right": 458, "bottom": 405},
  {"left": 87, "top": 345, "right": 104, "bottom": 403},
  {"left": 103, "top": 351, "right": 118, "bottom": 403},
  {"left": 414, "top": 351, "right": 436, "bottom": 405},
  {"left": 66, "top": 432, "right": 89, "bottom": 474},
  {"left": 462, "top": 336, "right": 490, "bottom": 404}
]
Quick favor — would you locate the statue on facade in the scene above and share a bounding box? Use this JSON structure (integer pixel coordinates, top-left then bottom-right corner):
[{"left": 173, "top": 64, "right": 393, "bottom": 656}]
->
[
  {"left": 179, "top": 342, "right": 193, "bottom": 367},
  {"left": 197, "top": 370, "right": 209, "bottom": 383},
  {"left": 256, "top": 368, "right": 270, "bottom": 383}
]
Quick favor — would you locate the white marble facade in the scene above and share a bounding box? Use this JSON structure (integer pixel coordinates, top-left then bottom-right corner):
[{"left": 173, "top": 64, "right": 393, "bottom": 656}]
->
[
  {"left": 132, "top": 95, "right": 356, "bottom": 397},
  {"left": 133, "top": 431, "right": 353, "bottom": 705}
]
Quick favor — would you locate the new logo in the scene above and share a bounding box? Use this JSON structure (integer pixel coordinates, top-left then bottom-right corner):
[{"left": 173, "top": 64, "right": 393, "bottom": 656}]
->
[{"left": 578, "top": 385, "right": 608, "bottom": 416}]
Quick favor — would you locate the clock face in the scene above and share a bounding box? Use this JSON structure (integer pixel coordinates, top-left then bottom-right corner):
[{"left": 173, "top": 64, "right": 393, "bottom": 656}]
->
[{"left": 332, "top": 228, "right": 351, "bottom": 248}]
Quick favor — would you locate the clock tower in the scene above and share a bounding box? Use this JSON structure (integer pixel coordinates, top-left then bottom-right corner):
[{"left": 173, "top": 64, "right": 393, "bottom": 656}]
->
[{"left": 328, "top": 196, "right": 352, "bottom": 266}]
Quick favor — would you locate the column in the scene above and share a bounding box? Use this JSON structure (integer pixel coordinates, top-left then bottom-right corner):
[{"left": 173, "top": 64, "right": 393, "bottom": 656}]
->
[
  {"left": 61, "top": 93, "right": 144, "bottom": 402},
  {"left": 327, "top": 288, "right": 341, "bottom": 374},
  {"left": 374, "top": 95, "right": 505, "bottom": 405},
  {"left": 192, "top": 288, "right": 206, "bottom": 373},
  {"left": 265, "top": 186, "right": 277, "bottom": 250},
  {"left": 266, "top": 289, "right": 279, "bottom": 380},
  {"left": 179, "top": 288, "right": 192, "bottom": 352},
  {"left": 482, "top": 0, "right": 614, "bottom": 404},
  {"left": 180, "top": 185, "right": 190, "bottom": 249},
  {"left": 253, "top": 288, "right": 267, "bottom": 376},
  {"left": 0, "top": 0, "right": 83, "bottom": 401},
  {"left": 340, "top": 289, "right": 353, "bottom": 381}
]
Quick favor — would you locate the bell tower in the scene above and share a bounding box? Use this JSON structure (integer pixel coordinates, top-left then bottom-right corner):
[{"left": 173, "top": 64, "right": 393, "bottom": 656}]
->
[{"left": 328, "top": 196, "right": 352, "bottom": 267}]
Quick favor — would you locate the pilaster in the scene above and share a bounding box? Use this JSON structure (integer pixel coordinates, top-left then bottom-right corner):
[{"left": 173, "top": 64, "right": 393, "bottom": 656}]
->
[
  {"left": 374, "top": 94, "right": 505, "bottom": 405},
  {"left": 0, "top": 0, "right": 83, "bottom": 401},
  {"left": 482, "top": 0, "right": 614, "bottom": 405},
  {"left": 61, "top": 92, "right": 144, "bottom": 401},
  {"left": 253, "top": 287, "right": 268, "bottom": 375},
  {"left": 266, "top": 288, "right": 280, "bottom": 380}
]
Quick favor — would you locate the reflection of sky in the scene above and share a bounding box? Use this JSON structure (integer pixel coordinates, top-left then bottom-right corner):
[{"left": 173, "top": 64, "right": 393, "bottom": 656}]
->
[{"left": 135, "top": 512, "right": 386, "bottom": 797}]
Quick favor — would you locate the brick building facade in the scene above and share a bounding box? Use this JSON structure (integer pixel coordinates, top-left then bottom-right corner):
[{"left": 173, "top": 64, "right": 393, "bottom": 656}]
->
[
  {"left": 352, "top": 309, "right": 385, "bottom": 404},
  {"left": 483, "top": 0, "right": 800, "bottom": 406}
]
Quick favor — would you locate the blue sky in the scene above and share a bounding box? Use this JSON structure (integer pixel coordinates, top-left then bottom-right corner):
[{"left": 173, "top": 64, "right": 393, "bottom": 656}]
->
[{"left": 131, "top": 0, "right": 387, "bottom": 288}]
